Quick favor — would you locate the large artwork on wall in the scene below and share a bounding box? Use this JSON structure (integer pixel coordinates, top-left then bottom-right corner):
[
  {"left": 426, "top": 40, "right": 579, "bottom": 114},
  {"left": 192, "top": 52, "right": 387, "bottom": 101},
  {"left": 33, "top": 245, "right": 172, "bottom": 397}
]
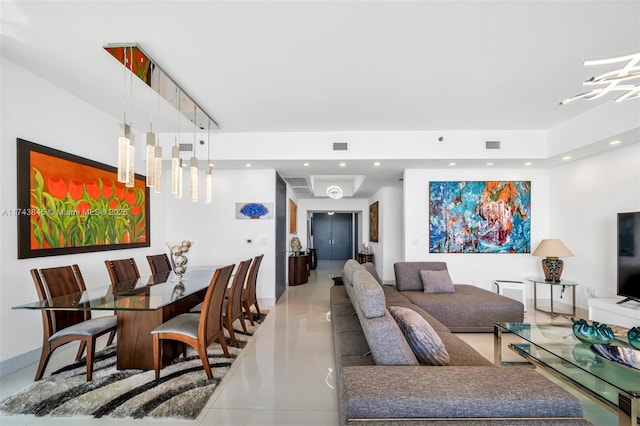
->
[
  {"left": 16, "top": 139, "right": 150, "bottom": 259},
  {"left": 429, "top": 181, "right": 530, "bottom": 253},
  {"left": 369, "top": 201, "right": 379, "bottom": 242}
]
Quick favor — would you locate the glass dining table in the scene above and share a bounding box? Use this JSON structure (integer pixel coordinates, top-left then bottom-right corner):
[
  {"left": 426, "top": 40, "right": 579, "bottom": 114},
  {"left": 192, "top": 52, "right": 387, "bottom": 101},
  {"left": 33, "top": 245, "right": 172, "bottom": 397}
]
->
[{"left": 14, "top": 267, "right": 218, "bottom": 371}]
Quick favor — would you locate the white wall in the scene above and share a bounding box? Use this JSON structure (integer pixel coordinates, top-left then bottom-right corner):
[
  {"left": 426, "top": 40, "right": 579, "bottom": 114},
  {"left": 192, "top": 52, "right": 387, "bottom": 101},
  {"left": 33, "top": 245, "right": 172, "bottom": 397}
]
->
[
  {"left": 161, "top": 168, "right": 277, "bottom": 303},
  {"left": 548, "top": 142, "right": 640, "bottom": 306},
  {"left": 403, "top": 167, "right": 550, "bottom": 300}
]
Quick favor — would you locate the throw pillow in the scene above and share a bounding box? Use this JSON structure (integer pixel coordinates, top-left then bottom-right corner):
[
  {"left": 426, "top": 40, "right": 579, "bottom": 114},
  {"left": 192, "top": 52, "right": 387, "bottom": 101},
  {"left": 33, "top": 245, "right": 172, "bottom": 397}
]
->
[
  {"left": 388, "top": 306, "right": 450, "bottom": 366},
  {"left": 420, "top": 269, "right": 455, "bottom": 293}
]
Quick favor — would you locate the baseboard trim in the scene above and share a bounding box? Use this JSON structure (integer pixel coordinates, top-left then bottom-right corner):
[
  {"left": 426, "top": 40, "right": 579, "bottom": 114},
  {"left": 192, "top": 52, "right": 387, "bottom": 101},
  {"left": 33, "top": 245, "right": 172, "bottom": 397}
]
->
[{"left": 0, "top": 347, "right": 40, "bottom": 379}]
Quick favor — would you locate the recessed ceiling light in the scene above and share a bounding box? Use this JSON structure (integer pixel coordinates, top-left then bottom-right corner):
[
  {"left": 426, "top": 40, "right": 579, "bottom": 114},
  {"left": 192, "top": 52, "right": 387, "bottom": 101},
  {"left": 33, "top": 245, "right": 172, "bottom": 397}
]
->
[
  {"left": 449, "top": 162, "right": 456, "bottom": 166},
  {"left": 609, "top": 140, "right": 621, "bottom": 145},
  {"left": 486, "top": 162, "right": 494, "bottom": 166},
  {"left": 561, "top": 156, "right": 572, "bottom": 161},
  {"left": 373, "top": 162, "right": 381, "bottom": 167},
  {"left": 245, "top": 163, "right": 252, "bottom": 167},
  {"left": 339, "top": 162, "right": 346, "bottom": 167},
  {"left": 524, "top": 162, "right": 532, "bottom": 166},
  {"left": 303, "top": 162, "right": 310, "bottom": 167}
]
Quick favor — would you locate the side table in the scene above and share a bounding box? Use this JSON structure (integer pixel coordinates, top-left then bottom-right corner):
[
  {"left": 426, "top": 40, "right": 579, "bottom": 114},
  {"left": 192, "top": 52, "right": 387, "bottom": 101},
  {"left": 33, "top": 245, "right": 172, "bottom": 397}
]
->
[
  {"left": 358, "top": 253, "right": 373, "bottom": 264},
  {"left": 526, "top": 277, "right": 577, "bottom": 317}
]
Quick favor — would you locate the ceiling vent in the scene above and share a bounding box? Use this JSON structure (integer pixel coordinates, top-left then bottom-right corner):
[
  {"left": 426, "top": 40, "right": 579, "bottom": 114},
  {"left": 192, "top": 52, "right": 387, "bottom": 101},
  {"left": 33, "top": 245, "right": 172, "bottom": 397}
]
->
[
  {"left": 485, "top": 140, "right": 501, "bottom": 150},
  {"left": 179, "top": 143, "right": 194, "bottom": 152},
  {"left": 284, "top": 177, "right": 310, "bottom": 188},
  {"left": 333, "top": 142, "right": 348, "bottom": 151}
]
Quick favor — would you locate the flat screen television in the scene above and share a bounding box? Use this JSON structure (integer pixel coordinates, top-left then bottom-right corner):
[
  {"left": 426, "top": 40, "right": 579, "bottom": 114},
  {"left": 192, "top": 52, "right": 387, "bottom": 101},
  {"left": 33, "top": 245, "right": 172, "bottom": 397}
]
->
[{"left": 617, "top": 211, "right": 640, "bottom": 304}]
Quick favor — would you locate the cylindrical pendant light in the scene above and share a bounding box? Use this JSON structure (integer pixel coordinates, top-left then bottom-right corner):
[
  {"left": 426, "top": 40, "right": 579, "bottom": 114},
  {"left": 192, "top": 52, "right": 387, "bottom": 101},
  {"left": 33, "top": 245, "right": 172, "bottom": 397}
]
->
[
  {"left": 171, "top": 146, "right": 180, "bottom": 195},
  {"left": 154, "top": 146, "right": 162, "bottom": 193}
]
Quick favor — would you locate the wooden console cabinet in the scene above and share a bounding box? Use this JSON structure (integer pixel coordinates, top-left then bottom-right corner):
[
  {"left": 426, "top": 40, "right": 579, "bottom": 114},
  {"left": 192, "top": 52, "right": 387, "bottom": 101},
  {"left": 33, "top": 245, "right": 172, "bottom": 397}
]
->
[
  {"left": 288, "top": 255, "right": 309, "bottom": 286},
  {"left": 358, "top": 253, "right": 373, "bottom": 264}
]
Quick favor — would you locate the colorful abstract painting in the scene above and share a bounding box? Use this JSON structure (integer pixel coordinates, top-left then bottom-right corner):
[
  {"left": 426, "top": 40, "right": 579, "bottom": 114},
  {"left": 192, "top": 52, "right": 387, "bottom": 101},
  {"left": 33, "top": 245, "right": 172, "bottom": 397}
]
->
[
  {"left": 16, "top": 139, "right": 150, "bottom": 259},
  {"left": 429, "top": 181, "right": 531, "bottom": 253}
]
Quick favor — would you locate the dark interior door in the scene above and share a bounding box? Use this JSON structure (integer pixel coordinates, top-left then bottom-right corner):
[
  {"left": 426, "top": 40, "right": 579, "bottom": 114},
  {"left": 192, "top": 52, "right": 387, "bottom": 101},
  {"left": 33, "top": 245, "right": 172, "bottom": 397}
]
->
[
  {"left": 314, "top": 213, "right": 353, "bottom": 261},
  {"left": 275, "top": 174, "right": 286, "bottom": 301}
]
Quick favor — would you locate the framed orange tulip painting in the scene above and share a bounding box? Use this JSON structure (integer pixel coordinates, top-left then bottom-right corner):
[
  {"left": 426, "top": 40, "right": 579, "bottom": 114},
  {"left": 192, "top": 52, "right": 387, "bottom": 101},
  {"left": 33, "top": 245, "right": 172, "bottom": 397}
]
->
[{"left": 16, "top": 139, "right": 150, "bottom": 259}]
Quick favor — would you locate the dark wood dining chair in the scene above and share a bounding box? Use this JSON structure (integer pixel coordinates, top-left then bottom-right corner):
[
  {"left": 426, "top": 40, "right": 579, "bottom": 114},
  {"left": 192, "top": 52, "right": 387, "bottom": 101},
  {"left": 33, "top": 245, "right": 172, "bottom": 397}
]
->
[
  {"left": 150, "top": 263, "right": 235, "bottom": 381},
  {"left": 104, "top": 258, "right": 141, "bottom": 287},
  {"left": 223, "top": 259, "right": 252, "bottom": 347},
  {"left": 243, "top": 254, "right": 264, "bottom": 325},
  {"left": 146, "top": 253, "right": 172, "bottom": 275},
  {"left": 30, "top": 265, "right": 117, "bottom": 381}
]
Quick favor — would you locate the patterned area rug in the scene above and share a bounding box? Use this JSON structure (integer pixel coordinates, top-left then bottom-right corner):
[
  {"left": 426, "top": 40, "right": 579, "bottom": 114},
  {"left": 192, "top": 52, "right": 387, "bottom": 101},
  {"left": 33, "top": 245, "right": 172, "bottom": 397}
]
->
[{"left": 0, "top": 311, "right": 267, "bottom": 420}]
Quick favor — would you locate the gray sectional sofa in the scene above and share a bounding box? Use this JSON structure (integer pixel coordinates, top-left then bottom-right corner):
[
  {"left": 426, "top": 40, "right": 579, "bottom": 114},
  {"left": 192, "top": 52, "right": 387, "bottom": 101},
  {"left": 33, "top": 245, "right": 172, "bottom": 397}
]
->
[{"left": 330, "top": 260, "right": 591, "bottom": 425}]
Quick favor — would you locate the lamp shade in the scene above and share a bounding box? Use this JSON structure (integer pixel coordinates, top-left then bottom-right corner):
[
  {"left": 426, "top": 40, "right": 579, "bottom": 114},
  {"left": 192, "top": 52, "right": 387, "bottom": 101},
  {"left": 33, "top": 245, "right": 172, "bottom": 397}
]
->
[{"left": 532, "top": 239, "right": 574, "bottom": 258}]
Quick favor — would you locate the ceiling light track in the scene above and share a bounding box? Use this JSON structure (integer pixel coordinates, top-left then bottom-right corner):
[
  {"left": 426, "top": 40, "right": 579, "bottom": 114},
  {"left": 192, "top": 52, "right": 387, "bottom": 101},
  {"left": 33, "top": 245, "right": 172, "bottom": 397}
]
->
[{"left": 104, "top": 43, "right": 220, "bottom": 130}]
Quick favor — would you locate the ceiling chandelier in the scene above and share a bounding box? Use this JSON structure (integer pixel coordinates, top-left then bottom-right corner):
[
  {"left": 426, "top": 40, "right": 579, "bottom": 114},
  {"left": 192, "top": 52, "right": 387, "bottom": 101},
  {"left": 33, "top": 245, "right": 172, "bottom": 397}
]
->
[
  {"left": 327, "top": 185, "right": 343, "bottom": 199},
  {"left": 105, "top": 43, "right": 219, "bottom": 202},
  {"left": 560, "top": 52, "right": 640, "bottom": 105}
]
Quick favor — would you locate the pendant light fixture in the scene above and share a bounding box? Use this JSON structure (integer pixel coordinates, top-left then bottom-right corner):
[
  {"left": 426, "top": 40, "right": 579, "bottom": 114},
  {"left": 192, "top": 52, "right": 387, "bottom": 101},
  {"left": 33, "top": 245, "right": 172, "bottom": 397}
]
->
[
  {"left": 153, "top": 68, "right": 162, "bottom": 193},
  {"left": 190, "top": 106, "right": 198, "bottom": 203},
  {"left": 125, "top": 45, "right": 135, "bottom": 188},
  {"left": 145, "top": 63, "right": 157, "bottom": 188},
  {"left": 117, "top": 46, "right": 131, "bottom": 184},
  {"left": 105, "top": 43, "right": 221, "bottom": 201},
  {"left": 176, "top": 159, "right": 183, "bottom": 199},
  {"left": 171, "top": 88, "right": 181, "bottom": 195},
  {"left": 205, "top": 120, "right": 213, "bottom": 204}
]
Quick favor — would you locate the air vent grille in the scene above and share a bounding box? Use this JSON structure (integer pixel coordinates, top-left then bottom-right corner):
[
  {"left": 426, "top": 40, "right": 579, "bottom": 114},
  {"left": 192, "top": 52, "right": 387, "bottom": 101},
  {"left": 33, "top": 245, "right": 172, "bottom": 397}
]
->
[
  {"left": 179, "top": 143, "right": 194, "bottom": 152},
  {"left": 333, "top": 142, "right": 348, "bottom": 151},
  {"left": 284, "top": 177, "right": 310, "bottom": 188},
  {"left": 485, "top": 140, "right": 501, "bottom": 150}
]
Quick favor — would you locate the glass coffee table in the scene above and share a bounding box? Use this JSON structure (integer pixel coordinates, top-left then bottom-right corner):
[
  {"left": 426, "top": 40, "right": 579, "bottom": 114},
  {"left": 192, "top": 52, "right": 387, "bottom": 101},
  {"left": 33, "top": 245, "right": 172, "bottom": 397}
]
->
[{"left": 494, "top": 322, "right": 640, "bottom": 426}]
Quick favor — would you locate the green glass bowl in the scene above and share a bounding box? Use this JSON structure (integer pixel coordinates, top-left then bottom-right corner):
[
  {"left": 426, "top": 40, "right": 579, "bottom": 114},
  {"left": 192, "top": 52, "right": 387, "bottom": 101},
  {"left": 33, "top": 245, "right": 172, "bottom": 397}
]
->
[
  {"left": 572, "top": 318, "right": 615, "bottom": 345},
  {"left": 628, "top": 327, "right": 640, "bottom": 350}
]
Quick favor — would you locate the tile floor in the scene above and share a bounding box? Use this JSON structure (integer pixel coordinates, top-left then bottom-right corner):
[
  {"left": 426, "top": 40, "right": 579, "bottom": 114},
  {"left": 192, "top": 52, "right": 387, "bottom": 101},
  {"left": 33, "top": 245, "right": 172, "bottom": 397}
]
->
[{"left": 0, "top": 260, "right": 623, "bottom": 425}]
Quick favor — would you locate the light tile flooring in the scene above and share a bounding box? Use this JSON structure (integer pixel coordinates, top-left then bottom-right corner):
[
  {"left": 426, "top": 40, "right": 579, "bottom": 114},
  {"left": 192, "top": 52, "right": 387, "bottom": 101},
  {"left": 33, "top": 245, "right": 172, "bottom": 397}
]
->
[{"left": 0, "top": 260, "right": 623, "bottom": 425}]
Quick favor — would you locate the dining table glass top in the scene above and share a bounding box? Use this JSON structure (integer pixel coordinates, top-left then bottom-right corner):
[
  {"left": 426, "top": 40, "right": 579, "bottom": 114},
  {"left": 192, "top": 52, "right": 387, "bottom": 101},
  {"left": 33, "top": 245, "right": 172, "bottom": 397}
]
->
[{"left": 13, "top": 267, "right": 218, "bottom": 312}]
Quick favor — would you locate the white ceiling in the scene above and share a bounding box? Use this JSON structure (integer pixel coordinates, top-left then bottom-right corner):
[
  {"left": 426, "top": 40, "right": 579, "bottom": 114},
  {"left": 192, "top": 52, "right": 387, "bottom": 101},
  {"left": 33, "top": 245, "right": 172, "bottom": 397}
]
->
[{"left": 2, "top": 1, "right": 639, "bottom": 197}]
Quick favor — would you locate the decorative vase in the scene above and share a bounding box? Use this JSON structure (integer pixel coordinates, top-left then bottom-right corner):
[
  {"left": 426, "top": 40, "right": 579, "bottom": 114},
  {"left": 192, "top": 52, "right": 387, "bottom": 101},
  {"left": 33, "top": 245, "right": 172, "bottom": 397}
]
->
[
  {"left": 628, "top": 326, "right": 640, "bottom": 350},
  {"left": 571, "top": 318, "right": 615, "bottom": 345},
  {"left": 290, "top": 237, "right": 301, "bottom": 255},
  {"left": 166, "top": 240, "right": 192, "bottom": 282}
]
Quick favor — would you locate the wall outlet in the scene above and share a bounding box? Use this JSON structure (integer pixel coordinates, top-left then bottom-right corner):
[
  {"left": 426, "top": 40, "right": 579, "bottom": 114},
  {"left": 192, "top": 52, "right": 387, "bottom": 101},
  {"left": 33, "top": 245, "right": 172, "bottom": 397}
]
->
[{"left": 246, "top": 239, "right": 253, "bottom": 244}]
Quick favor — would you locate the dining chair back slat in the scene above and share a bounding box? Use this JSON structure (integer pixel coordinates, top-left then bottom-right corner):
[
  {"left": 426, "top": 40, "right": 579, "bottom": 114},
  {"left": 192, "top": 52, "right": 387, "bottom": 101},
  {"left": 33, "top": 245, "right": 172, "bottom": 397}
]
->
[
  {"left": 224, "top": 259, "right": 252, "bottom": 346},
  {"left": 243, "top": 254, "right": 264, "bottom": 325},
  {"left": 105, "top": 258, "right": 141, "bottom": 288},
  {"left": 201, "top": 264, "right": 235, "bottom": 345},
  {"left": 146, "top": 254, "right": 172, "bottom": 275}
]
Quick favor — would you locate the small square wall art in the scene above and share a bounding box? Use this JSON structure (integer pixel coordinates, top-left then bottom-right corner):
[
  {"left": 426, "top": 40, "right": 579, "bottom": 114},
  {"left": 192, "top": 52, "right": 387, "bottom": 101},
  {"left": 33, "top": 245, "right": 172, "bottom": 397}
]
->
[{"left": 429, "top": 181, "right": 531, "bottom": 254}]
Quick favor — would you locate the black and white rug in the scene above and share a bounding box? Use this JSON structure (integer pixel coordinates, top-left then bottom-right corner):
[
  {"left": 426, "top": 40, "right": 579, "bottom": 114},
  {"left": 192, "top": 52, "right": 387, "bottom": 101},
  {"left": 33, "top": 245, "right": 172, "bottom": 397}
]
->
[{"left": 0, "top": 312, "right": 267, "bottom": 420}]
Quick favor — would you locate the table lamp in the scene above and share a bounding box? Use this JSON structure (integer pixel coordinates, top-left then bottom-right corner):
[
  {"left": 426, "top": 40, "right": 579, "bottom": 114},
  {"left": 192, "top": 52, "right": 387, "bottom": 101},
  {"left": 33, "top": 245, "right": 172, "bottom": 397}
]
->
[{"left": 532, "top": 239, "right": 574, "bottom": 282}]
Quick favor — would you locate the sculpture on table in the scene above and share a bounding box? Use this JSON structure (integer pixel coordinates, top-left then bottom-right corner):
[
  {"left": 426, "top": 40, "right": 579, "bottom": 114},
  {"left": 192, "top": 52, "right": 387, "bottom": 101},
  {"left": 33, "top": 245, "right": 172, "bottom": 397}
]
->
[
  {"left": 166, "top": 240, "right": 192, "bottom": 284},
  {"left": 290, "top": 237, "right": 301, "bottom": 255}
]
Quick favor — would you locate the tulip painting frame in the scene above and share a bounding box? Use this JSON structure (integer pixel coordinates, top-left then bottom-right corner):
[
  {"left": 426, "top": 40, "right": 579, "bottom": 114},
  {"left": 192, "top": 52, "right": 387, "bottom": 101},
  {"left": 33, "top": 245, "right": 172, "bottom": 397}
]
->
[{"left": 17, "top": 139, "right": 150, "bottom": 259}]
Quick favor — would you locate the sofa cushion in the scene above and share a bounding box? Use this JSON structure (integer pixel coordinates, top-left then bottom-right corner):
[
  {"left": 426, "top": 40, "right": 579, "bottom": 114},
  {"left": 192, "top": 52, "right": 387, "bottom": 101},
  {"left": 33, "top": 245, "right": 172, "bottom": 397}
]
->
[
  {"left": 343, "top": 259, "right": 365, "bottom": 287},
  {"left": 402, "top": 285, "right": 524, "bottom": 332},
  {"left": 362, "top": 262, "right": 382, "bottom": 284},
  {"left": 420, "top": 269, "right": 455, "bottom": 293},
  {"left": 388, "top": 306, "right": 450, "bottom": 366},
  {"left": 353, "top": 270, "right": 385, "bottom": 318},
  {"left": 394, "top": 261, "right": 448, "bottom": 291},
  {"left": 352, "top": 272, "right": 418, "bottom": 366}
]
